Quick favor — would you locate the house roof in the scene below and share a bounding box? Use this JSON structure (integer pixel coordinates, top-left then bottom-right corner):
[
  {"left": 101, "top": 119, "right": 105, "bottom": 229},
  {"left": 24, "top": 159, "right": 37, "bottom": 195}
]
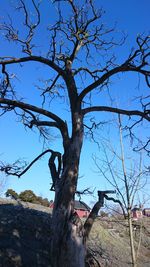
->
[
  {"left": 132, "top": 207, "right": 142, "bottom": 212},
  {"left": 74, "top": 200, "right": 90, "bottom": 211},
  {"left": 49, "top": 200, "right": 91, "bottom": 212}
]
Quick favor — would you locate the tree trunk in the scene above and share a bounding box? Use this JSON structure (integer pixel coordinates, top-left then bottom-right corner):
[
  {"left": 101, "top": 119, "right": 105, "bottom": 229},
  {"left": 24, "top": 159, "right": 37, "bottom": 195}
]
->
[
  {"left": 128, "top": 209, "right": 137, "bottom": 267},
  {"left": 50, "top": 208, "right": 85, "bottom": 267},
  {"left": 50, "top": 113, "right": 86, "bottom": 267}
]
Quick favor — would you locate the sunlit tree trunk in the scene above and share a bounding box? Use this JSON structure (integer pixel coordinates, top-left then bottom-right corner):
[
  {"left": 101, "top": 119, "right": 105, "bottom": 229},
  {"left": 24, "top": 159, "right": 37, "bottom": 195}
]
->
[
  {"left": 119, "top": 115, "right": 137, "bottom": 267},
  {"left": 128, "top": 208, "right": 137, "bottom": 267}
]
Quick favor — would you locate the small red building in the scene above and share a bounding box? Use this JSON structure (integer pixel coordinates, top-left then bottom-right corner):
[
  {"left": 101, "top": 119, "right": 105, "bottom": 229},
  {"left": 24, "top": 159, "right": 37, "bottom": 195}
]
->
[
  {"left": 74, "top": 200, "right": 90, "bottom": 218},
  {"left": 49, "top": 200, "right": 90, "bottom": 218},
  {"left": 49, "top": 200, "right": 54, "bottom": 209},
  {"left": 143, "top": 208, "right": 150, "bottom": 217},
  {"left": 131, "top": 207, "right": 143, "bottom": 220}
]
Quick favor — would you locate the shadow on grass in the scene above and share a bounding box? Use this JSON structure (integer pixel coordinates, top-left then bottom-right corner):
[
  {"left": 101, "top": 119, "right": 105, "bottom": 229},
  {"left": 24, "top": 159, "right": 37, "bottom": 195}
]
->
[{"left": 0, "top": 203, "right": 52, "bottom": 267}]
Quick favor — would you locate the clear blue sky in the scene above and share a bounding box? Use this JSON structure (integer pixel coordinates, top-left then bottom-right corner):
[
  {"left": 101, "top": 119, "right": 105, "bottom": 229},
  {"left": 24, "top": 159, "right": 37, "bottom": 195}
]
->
[{"left": 0, "top": 0, "right": 150, "bottom": 206}]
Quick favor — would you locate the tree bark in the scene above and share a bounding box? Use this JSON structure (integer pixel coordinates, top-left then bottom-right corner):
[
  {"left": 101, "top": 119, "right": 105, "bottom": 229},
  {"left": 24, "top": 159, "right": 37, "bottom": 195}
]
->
[
  {"left": 50, "top": 207, "right": 85, "bottom": 267},
  {"left": 50, "top": 113, "right": 86, "bottom": 267},
  {"left": 128, "top": 209, "right": 137, "bottom": 267}
]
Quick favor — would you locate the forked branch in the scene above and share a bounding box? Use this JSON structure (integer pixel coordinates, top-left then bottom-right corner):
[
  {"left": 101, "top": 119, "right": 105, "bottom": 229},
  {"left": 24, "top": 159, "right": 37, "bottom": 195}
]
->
[{"left": 0, "top": 149, "right": 62, "bottom": 191}]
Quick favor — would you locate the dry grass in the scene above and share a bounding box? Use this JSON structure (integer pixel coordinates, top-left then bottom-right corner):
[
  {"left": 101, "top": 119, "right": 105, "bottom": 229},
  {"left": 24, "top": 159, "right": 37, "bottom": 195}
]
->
[{"left": 87, "top": 217, "right": 150, "bottom": 267}]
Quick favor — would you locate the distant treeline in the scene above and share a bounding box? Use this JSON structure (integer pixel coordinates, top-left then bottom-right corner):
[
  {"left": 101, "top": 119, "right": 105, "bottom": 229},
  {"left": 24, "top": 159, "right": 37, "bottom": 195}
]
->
[{"left": 5, "top": 189, "right": 50, "bottom": 207}]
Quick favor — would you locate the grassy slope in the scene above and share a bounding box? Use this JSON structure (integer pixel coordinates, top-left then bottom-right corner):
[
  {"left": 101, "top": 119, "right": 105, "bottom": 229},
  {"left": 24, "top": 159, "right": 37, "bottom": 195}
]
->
[
  {"left": 0, "top": 198, "right": 150, "bottom": 267},
  {"left": 88, "top": 218, "right": 150, "bottom": 267}
]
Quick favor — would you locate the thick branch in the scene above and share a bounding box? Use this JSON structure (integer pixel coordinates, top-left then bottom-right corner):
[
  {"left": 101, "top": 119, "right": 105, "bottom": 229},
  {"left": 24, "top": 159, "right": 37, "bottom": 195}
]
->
[
  {"left": 78, "top": 35, "right": 150, "bottom": 102},
  {"left": 18, "top": 149, "right": 54, "bottom": 178},
  {"left": 2, "top": 64, "right": 10, "bottom": 87},
  {"left": 0, "top": 98, "right": 69, "bottom": 142},
  {"left": 49, "top": 152, "right": 62, "bottom": 191},
  {"left": 28, "top": 119, "right": 60, "bottom": 130},
  {"left": 0, "top": 149, "right": 61, "bottom": 184},
  {"left": 79, "top": 67, "right": 150, "bottom": 103},
  {"left": 82, "top": 106, "right": 150, "bottom": 121},
  {"left": 78, "top": 65, "right": 127, "bottom": 102},
  {"left": 0, "top": 56, "right": 64, "bottom": 76},
  {"left": 84, "top": 191, "right": 127, "bottom": 240},
  {"left": 0, "top": 98, "right": 63, "bottom": 123},
  {"left": 84, "top": 201, "right": 102, "bottom": 240}
]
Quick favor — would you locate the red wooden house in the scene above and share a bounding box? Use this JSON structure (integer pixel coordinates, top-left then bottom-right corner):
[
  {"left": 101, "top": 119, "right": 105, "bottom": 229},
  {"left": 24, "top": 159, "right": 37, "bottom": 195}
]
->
[
  {"left": 74, "top": 200, "right": 90, "bottom": 218},
  {"left": 143, "top": 208, "right": 150, "bottom": 217},
  {"left": 49, "top": 200, "right": 90, "bottom": 218},
  {"left": 131, "top": 207, "right": 143, "bottom": 220}
]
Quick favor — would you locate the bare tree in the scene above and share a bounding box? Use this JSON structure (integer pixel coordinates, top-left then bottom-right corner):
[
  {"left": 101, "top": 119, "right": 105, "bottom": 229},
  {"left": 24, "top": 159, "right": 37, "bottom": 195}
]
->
[
  {"left": 94, "top": 115, "right": 149, "bottom": 267},
  {"left": 0, "top": 1, "right": 150, "bottom": 266}
]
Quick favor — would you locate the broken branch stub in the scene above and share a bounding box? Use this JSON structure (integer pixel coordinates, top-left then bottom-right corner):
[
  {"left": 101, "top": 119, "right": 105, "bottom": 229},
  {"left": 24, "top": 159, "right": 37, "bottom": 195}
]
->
[{"left": 98, "top": 190, "right": 116, "bottom": 206}]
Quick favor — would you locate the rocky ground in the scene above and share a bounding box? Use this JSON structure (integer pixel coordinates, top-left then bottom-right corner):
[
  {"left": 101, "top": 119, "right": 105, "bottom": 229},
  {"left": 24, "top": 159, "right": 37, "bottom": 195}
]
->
[{"left": 0, "top": 198, "right": 150, "bottom": 267}]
